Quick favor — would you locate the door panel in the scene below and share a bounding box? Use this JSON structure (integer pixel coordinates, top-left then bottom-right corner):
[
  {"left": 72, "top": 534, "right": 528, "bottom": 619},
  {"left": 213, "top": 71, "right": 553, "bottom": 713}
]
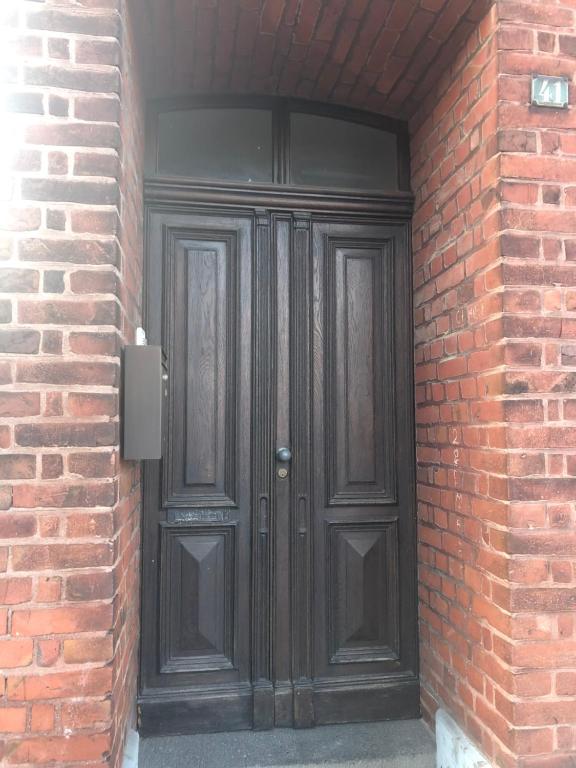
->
[
  {"left": 139, "top": 207, "right": 418, "bottom": 736},
  {"left": 163, "top": 228, "right": 240, "bottom": 508},
  {"left": 328, "top": 241, "right": 395, "bottom": 504},
  {"left": 327, "top": 521, "right": 399, "bottom": 666},
  {"left": 159, "top": 525, "right": 235, "bottom": 673},
  {"left": 308, "top": 221, "right": 418, "bottom": 722},
  {"left": 140, "top": 211, "right": 254, "bottom": 735}
]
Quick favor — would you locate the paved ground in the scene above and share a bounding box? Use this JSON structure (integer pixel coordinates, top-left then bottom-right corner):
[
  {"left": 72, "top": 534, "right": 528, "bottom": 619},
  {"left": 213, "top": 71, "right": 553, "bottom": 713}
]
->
[{"left": 139, "top": 719, "right": 436, "bottom": 768}]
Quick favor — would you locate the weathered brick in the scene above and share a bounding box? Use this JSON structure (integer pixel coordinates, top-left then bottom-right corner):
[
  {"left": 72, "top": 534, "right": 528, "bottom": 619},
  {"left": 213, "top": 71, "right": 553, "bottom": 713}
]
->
[
  {"left": 16, "top": 361, "right": 118, "bottom": 387},
  {"left": 0, "top": 707, "right": 27, "bottom": 734},
  {"left": 0, "top": 330, "right": 40, "bottom": 355},
  {"left": 12, "top": 544, "right": 113, "bottom": 572},
  {"left": 0, "top": 300, "right": 12, "bottom": 323},
  {"left": 30, "top": 704, "right": 55, "bottom": 733},
  {"left": 41, "top": 330, "right": 63, "bottom": 355},
  {"left": 69, "top": 451, "right": 115, "bottom": 478},
  {"left": 75, "top": 38, "right": 120, "bottom": 66},
  {"left": 43, "top": 271, "right": 65, "bottom": 294},
  {"left": 60, "top": 700, "right": 111, "bottom": 730},
  {"left": 15, "top": 422, "right": 116, "bottom": 447},
  {"left": 74, "top": 150, "right": 120, "bottom": 178},
  {"left": 26, "top": 7, "right": 120, "bottom": 36},
  {"left": 0, "top": 578, "right": 33, "bottom": 605},
  {"left": 48, "top": 94, "right": 68, "bottom": 117},
  {"left": 69, "top": 331, "right": 118, "bottom": 355},
  {"left": 0, "top": 269, "right": 39, "bottom": 293},
  {"left": 6, "top": 733, "right": 111, "bottom": 764},
  {"left": 19, "top": 299, "right": 119, "bottom": 326},
  {"left": 63, "top": 635, "right": 113, "bottom": 665},
  {"left": 41, "top": 455, "right": 63, "bottom": 480},
  {"left": 46, "top": 212, "right": 66, "bottom": 236},
  {"left": 559, "top": 35, "right": 576, "bottom": 58},
  {"left": 66, "top": 572, "right": 114, "bottom": 601},
  {"left": 37, "top": 639, "right": 60, "bottom": 667},
  {"left": 21, "top": 178, "right": 119, "bottom": 205},
  {"left": 25, "top": 122, "right": 120, "bottom": 149},
  {"left": 70, "top": 269, "right": 118, "bottom": 294},
  {"left": 67, "top": 392, "right": 117, "bottom": 417},
  {"left": 0, "top": 393, "right": 40, "bottom": 418},
  {"left": 13, "top": 480, "right": 115, "bottom": 509},
  {"left": 74, "top": 95, "right": 120, "bottom": 122},
  {"left": 0, "top": 455, "right": 36, "bottom": 480},
  {"left": 48, "top": 37, "right": 70, "bottom": 60},
  {"left": 497, "top": 130, "right": 537, "bottom": 153},
  {"left": 70, "top": 208, "right": 118, "bottom": 234},
  {"left": 36, "top": 576, "right": 62, "bottom": 604},
  {"left": 0, "top": 207, "right": 41, "bottom": 232},
  {"left": 6, "top": 667, "right": 112, "bottom": 699},
  {"left": 0, "top": 639, "right": 34, "bottom": 669},
  {"left": 0, "top": 515, "right": 37, "bottom": 539},
  {"left": 501, "top": 234, "right": 540, "bottom": 259},
  {"left": 19, "top": 237, "right": 118, "bottom": 265}
]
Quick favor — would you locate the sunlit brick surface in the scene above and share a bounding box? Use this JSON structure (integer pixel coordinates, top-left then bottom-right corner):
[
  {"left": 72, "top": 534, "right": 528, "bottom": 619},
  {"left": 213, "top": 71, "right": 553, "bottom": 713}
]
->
[
  {"left": 0, "top": 1, "right": 144, "bottom": 765},
  {"left": 412, "top": 2, "right": 576, "bottom": 766}
]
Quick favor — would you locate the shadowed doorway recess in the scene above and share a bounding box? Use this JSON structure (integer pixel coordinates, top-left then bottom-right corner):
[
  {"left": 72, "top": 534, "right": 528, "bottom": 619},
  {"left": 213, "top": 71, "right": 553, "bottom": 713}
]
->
[{"left": 139, "top": 97, "right": 418, "bottom": 736}]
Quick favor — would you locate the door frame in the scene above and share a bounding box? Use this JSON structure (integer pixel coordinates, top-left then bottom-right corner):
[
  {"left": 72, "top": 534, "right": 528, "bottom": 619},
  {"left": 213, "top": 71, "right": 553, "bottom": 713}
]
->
[{"left": 139, "top": 165, "right": 417, "bottom": 735}]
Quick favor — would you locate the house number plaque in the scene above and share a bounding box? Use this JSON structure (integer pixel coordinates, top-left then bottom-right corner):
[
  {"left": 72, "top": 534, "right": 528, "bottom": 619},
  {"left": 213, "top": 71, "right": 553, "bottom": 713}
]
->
[{"left": 531, "top": 76, "right": 569, "bottom": 109}]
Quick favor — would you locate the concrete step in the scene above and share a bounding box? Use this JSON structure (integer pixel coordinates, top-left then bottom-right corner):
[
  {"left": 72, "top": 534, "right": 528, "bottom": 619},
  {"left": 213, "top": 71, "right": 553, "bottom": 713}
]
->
[{"left": 139, "top": 719, "right": 436, "bottom": 768}]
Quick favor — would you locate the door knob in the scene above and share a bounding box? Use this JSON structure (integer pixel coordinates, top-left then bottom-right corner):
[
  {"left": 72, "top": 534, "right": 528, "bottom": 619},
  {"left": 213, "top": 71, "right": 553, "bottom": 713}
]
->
[{"left": 276, "top": 447, "right": 292, "bottom": 462}]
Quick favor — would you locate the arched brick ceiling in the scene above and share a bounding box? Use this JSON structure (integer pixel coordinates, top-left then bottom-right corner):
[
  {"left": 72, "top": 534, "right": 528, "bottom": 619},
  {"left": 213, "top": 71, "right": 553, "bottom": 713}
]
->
[{"left": 133, "top": 0, "right": 492, "bottom": 118}]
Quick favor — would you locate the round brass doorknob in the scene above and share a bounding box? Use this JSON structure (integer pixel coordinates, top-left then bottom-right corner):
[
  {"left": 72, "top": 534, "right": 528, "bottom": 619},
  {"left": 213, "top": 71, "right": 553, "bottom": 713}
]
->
[{"left": 276, "top": 447, "right": 292, "bottom": 462}]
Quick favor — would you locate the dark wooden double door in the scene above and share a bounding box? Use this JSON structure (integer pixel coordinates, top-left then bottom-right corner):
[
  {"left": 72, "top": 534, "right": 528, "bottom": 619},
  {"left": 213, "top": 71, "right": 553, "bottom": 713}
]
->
[{"left": 139, "top": 203, "right": 418, "bottom": 736}]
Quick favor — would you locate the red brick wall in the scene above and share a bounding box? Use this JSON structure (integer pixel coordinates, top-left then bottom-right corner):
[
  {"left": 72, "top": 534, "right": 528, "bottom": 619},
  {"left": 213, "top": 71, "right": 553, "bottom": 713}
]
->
[
  {"left": 109, "top": 0, "right": 144, "bottom": 763},
  {"left": 0, "top": 1, "right": 144, "bottom": 765},
  {"left": 496, "top": 2, "right": 576, "bottom": 766},
  {"left": 411, "top": 3, "right": 505, "bottom": 761},
  {"left": 412, "top": 1, "right": 576, "bottom": 766}
]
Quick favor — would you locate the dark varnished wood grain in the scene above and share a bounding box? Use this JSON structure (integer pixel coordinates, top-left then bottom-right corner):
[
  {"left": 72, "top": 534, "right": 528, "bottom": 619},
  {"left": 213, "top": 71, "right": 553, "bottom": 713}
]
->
[
  {"left": 140, "top": 209, "right": 254, "bottom": 734},
  {"left": 327, "top": 239, "right": 395, "bottom": 505},
  {"left": 160, "top": 525, "right": 235, "bottom": 674},
  {"left": 139, "top": 190, "right": 418, "bottom": 736},
  {"left": 184, "top": 247, "right": 222, "bottom": 488},
  {"left": 308, "top": 219, "right": 418, "bottom": 720},
  {"left": 328, "top": 522, "right": 399, "bottom": 665},
  {"left": 163, "top": 229, "right": 238, "bottom": 507}
]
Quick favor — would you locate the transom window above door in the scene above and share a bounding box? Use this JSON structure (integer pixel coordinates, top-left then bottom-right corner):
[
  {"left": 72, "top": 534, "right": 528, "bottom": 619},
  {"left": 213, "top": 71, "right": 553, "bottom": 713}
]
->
[{"left": 145, "top": 97, "right": 410, "bottom": 192}]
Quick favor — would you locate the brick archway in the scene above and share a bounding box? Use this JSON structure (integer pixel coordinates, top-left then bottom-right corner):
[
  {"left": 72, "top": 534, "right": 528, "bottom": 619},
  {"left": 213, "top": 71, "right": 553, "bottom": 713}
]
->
[{"left": 132, "top": 0, "right": 488, "bottom": 117}]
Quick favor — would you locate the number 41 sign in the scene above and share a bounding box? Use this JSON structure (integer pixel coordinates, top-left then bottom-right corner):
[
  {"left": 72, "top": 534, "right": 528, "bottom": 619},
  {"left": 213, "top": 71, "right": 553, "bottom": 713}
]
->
[{"left": 531, "top": 75, "right": 570, "bottom": 109}]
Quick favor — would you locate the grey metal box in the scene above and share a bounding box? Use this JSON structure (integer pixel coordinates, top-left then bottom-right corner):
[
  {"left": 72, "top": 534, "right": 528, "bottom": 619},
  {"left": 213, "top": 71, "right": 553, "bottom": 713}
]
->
[{"left": 122, "top": 345, "right": 163, "bottom": 460}]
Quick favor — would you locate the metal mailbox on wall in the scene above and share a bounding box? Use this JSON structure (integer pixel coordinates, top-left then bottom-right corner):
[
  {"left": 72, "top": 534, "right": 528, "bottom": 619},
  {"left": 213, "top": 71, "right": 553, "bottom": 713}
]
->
[{"left": 122, "top": 345, "right": 164, "bottom": 460}]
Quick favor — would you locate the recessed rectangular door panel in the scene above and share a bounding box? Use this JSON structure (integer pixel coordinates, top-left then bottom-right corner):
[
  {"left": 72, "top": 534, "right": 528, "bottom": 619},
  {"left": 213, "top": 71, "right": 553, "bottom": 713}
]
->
[
  {"left": 327, "top": 521, "right": 399, "bottom": 665},
  {"left": 326, "top": 239, "right": 396, "bottom": 505},
  {"left": 163, "top": 229, "right": 239, "bottom": 507},
  {"left": 159, "top": 525, "right": 235, "bottom": 674}
]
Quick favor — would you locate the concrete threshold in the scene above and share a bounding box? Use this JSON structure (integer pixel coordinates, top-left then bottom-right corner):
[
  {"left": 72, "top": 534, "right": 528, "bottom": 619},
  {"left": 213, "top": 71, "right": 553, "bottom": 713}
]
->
[{"left": 139, "top": 719, "right": 435, "bottom": 768}]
